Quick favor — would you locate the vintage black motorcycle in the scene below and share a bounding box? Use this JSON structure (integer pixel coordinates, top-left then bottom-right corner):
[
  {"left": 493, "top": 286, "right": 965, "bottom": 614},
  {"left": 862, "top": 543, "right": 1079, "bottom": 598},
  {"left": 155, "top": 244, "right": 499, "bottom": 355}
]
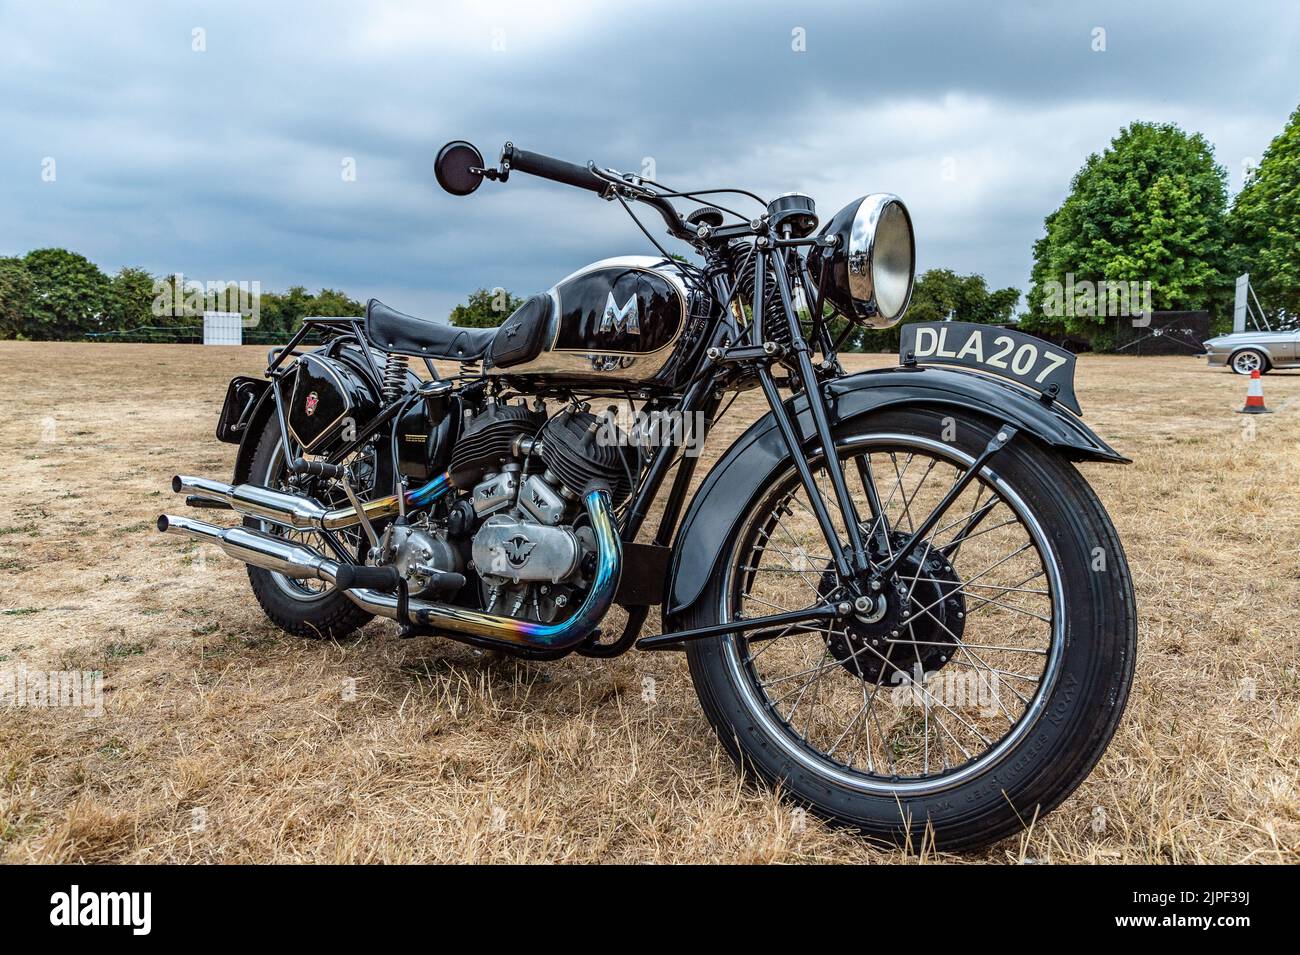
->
[{"left": 159, "top": 140, "right": 1136, "bottom": 850}]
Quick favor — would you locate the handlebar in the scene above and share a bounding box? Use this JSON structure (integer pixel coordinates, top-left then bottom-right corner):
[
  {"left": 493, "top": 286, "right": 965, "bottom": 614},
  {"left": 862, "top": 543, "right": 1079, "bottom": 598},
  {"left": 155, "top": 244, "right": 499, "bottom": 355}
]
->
[
  {"left": 503, "top": 144, "right": 607, "bottom": 195},
  {"left": 453, "top": 140, "right": 698, "bottom": 241}
]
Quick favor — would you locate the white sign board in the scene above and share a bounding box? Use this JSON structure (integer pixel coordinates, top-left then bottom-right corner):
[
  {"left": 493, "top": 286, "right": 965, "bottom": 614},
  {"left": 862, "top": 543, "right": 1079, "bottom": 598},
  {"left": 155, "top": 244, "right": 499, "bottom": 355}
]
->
[
  {"left": 203, "top": 311, "right": 243, "bottom": 346},
  {"left": 1233, "top": 274, "right": 1249, "bottom": 333}
]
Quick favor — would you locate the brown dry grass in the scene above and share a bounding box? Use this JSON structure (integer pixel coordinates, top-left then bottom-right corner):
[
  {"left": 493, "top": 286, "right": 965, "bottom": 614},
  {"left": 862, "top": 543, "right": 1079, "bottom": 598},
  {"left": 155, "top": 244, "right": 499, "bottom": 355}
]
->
[{"left": 0, "top": 341, "right": 1297, "bottom": 863}]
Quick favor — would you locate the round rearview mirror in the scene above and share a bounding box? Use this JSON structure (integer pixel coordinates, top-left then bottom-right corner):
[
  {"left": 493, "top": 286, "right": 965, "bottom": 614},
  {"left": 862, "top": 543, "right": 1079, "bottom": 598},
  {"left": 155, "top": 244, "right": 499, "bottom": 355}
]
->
[{"left": 435, "top": 140, "right": 485, "bottom": 196}]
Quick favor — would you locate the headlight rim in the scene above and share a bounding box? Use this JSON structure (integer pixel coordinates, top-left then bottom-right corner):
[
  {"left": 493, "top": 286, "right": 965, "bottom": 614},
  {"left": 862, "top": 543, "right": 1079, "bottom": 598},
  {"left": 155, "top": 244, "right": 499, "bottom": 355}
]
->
[{"left": 810, "top": 193, "right": 916, "bottom": 330}]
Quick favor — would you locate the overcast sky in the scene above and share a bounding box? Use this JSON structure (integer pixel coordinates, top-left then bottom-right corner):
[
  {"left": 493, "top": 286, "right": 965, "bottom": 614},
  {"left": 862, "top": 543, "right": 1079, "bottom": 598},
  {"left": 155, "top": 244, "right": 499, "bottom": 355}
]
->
[{"left": 2, "top": 1, "right": 1297, "bottom": 321}]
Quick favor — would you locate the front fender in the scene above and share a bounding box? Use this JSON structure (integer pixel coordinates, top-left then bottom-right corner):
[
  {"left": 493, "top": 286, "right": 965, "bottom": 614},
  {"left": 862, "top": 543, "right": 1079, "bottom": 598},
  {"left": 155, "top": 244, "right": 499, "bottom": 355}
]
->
[{"left": 665, "top": 364, "right": 1127, "bottom": 618}]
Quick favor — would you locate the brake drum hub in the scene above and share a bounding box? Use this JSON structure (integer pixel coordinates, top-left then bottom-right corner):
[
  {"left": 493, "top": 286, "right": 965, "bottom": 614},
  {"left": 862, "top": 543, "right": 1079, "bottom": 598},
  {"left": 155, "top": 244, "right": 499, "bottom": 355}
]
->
[{"left": 820, "top": 531, "right": 967, "bottom": 684}]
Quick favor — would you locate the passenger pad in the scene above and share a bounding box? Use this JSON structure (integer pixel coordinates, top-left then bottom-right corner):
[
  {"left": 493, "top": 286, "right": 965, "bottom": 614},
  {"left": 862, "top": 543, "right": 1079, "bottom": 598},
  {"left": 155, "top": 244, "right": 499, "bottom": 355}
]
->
[{"left": 487, "top": 294, "right": 553, "bottom": 369}]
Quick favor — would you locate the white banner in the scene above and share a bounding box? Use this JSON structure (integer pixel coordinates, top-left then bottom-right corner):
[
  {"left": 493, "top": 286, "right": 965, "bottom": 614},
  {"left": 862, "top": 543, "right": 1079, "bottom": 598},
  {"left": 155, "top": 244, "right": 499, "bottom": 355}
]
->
[
  {"left": 1233, "top": 274, "right": 1249, "bottom": 333},
  {"left": 203, "top": 311, "right": 243, "bottom": 346}
]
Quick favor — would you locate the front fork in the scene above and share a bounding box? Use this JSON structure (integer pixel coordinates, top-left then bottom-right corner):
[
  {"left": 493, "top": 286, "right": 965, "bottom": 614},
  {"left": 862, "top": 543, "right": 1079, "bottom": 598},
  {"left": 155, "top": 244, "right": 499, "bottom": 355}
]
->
[
  {"left": 751, "top": 246, "right": 1014, "bottom": 601},
  {"left": 752, "top": 246, "right": 870, "bottom": 590}
]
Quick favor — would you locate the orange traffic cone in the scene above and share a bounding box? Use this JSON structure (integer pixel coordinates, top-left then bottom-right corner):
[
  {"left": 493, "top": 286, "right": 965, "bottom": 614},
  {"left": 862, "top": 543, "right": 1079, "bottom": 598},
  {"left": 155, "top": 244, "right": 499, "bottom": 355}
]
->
[{"left": 1237, "top": 369, "right": 1273, "bottom": 414}]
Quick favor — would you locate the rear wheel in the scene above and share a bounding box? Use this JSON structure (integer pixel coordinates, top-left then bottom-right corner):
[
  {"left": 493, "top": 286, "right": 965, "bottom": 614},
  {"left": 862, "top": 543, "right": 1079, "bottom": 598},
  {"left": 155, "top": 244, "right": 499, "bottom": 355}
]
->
[
  {"left": 244, "top": 418, "right": 374, "bottom": 639},
  {"left": 684, "top": 407, "right": 1136, "bottom": 851}
]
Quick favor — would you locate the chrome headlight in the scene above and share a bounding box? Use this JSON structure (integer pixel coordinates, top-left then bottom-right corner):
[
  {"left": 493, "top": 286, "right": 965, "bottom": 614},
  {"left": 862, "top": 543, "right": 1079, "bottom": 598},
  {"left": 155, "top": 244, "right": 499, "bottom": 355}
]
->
[{"left": 807, "top": 194, "right": 915, "bottom": 328}]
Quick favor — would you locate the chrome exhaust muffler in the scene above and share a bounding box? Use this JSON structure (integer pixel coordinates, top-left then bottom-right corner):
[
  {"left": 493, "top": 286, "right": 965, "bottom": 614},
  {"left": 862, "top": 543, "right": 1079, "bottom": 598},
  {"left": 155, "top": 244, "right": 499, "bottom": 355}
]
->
[
  {"left": 158, "top": 513, "right": 343, "bottom": 583},
  {"left": 172, "top": 474, "right": 424, "bottom": 531},
  {"left": 156, "top": 487, "right": 621, "bottom": 653}
]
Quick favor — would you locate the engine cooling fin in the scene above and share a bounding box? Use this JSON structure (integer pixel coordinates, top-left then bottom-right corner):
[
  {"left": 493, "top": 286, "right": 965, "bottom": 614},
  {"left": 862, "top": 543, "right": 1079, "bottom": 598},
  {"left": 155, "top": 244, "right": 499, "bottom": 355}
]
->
[
  {"left": 539, "top": 410, "right": 637, "bottom": 506},
  {"left": 448, "top": 402, "right": 544, "bottom": 488}
]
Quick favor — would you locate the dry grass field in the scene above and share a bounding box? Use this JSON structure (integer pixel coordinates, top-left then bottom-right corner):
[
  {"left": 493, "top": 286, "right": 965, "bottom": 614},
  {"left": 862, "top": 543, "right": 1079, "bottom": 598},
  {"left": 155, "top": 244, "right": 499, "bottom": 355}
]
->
[{"left": 0, "top": 341, "right": 1297, "bottom": 864}]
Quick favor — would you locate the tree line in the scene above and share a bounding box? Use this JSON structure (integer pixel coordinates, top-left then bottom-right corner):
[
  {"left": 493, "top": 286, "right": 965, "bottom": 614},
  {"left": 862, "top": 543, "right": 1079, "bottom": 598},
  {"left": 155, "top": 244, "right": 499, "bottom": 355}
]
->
[
  {"left": 0, "top": 248, "right": 364, "bottom": 341},
  {"left": 1021, "top": 106, "right": 1300, "bottom": 341}
]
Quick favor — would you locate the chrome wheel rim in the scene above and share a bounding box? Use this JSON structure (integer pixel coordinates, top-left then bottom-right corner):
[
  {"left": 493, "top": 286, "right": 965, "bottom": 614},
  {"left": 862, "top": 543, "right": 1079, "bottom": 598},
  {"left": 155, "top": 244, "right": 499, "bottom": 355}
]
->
[
  {"left": 1233, "top": 351, "right": 1261, "bottom": 374},
  {"left": 718, "top": 432, "right": 1065, "bottom": 796}
]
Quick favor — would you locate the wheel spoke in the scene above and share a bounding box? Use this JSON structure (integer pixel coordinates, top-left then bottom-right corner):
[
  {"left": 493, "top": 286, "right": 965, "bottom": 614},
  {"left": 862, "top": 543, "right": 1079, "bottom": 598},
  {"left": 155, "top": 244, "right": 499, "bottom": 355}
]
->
[{"left": 731, "top": 432, "right": 1059, "bottom": 788}]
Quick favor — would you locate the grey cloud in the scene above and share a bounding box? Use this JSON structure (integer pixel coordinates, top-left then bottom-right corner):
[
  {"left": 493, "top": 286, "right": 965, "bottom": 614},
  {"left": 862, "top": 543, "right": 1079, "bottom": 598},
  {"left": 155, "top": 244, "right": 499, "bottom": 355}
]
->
[{"left": 1, "top": 0, "right": 1297, "bottom": 321}]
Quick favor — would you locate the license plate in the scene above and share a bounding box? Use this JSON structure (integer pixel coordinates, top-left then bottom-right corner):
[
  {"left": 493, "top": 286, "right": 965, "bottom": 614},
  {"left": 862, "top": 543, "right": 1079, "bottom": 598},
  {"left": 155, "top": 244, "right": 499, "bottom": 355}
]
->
[{"left": 898, "top": 321, "right": 1081, "bottom": 414}]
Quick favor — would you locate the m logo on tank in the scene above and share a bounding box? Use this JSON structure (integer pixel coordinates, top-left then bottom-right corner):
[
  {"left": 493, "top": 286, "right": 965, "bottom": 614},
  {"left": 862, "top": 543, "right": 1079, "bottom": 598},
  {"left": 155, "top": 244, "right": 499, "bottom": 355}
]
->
[{"left": 600, "top": 292, "right": 640, "bottom": 335}]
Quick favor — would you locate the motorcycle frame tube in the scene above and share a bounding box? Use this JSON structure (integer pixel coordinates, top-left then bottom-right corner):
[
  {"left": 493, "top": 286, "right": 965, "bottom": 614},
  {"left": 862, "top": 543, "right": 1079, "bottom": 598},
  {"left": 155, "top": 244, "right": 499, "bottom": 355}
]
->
[{"left": 620, "top": 372, "right": 721, "bottom": 545}]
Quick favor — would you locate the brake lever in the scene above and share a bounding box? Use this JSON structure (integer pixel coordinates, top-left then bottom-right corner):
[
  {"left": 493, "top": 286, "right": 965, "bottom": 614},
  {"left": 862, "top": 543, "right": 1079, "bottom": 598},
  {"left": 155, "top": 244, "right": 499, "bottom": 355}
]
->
[{"left": 590, "top": 167, "right": 693, "bottom": 238}]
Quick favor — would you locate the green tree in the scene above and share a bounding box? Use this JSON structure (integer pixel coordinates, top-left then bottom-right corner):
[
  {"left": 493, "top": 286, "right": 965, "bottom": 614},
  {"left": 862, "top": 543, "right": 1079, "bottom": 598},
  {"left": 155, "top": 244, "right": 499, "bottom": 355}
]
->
[
  {"left": 256, "top": 285, "right": 312, "bottom": 336},
  {"left": 0, "top": 257, "right": 35, "bottom": 339},
  {"left": 1229, "top": 102, "right": 1300, "bottom": 323},
  {"left": 1023, "top": 122, "right": 1229, "bottom": 339},
  {"left": 105, "top": 266, "right": 157, "bottom": 331},
  {"left": 449, "top": 287, "right": 524, "bottom": 328},
  {"left": 307, "top": 287, "right": 365, "bottom": 317},
  {"left": 22, "top": 248, "right": 110, "bottom": 339}
]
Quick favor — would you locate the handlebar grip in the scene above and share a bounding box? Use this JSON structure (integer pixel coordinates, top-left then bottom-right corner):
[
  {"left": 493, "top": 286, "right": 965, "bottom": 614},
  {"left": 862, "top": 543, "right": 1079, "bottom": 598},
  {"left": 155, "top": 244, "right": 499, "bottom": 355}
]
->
[{"left": 507, "top": 146, "right": 606, "bottom": 194}]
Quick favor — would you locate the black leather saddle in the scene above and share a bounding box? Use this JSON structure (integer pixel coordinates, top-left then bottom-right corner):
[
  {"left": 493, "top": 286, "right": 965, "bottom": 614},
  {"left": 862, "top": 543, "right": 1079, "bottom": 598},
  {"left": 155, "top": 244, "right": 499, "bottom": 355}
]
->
[
  {"left": 365, "top": 296, "right": 552, "bottom": 369},
  {"left": 365, "top": 299, "right": 496, "bottom": 360}
]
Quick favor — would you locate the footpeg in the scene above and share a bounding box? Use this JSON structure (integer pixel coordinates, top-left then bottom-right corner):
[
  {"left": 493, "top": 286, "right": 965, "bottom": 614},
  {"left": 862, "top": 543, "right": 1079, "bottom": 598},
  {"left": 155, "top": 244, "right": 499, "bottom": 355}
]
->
[
  {"left": 332, "top": 564, "right": 401, "bottom": 591},
  {"left": 414, "top": 567, "right": 467, "bottom": 593}
]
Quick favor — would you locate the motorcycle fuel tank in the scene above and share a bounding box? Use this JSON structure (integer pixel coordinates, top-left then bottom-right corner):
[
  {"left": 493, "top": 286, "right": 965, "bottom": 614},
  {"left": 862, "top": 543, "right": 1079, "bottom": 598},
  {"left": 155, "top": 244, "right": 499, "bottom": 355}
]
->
[{"left": 488, "top": 256, "right": 708, "bottom": 386}]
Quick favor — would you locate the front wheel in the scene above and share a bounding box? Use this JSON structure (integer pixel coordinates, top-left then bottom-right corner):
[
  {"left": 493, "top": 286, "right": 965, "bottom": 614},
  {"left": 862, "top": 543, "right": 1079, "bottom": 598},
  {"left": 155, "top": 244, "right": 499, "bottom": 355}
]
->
[
  {"left": 684, "top": 407, "right": 1136, "bottom": 851},
  {"left": 1231, "top": 349, "right": 1268, "bottom": 375}
]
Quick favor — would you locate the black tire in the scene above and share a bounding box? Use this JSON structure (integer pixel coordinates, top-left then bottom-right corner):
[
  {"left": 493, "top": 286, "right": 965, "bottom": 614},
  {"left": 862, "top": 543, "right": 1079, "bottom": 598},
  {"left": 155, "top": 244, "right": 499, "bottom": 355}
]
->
[
  {"left": 684, "top": 407, "right": 1137, "bottom": 851},
  {"left": 243, "top": 418, "right": 374, "bottom": 640},
  {"left": 1230, "top": 349, "right": 1269, "bottom": 375}
]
